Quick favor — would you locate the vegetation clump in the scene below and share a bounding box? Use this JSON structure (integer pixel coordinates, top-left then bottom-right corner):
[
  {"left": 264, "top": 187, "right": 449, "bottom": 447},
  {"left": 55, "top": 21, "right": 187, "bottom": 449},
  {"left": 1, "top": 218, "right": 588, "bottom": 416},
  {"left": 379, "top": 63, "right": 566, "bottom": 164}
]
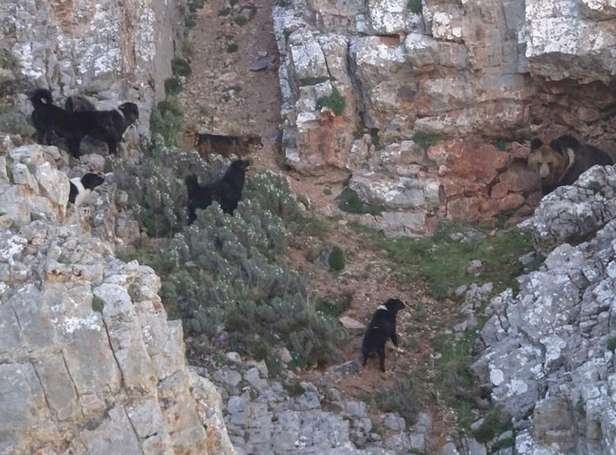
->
[
  {"left": 172, "top": 57, "right": 192, "bottom": 77},
  {"left": 118, "top": 145, "right": 343, "bottom": 369},
  {"left": 328, "top": 246, "right": 346, "bottom": 272},
  {"left": 150, "top": 98, "right": 184, "bottom": 147},
  {"left": 412, "top": 131, "right": 443, "bottom": 150},
  {"left": 316, "top": 86, "right": 346, "bottom": 116},
  {"left": 407, "top": 0, "right": 422, "bottom": 14},
  {"left": 164, "top": 77, "right": 182, "bottom": 96},
  {"left": 607, "top": 336, "right": 616, "bottom": 352},
  {"left": 337, "top": 187, "right": 384, "bottom": 215},
  {"left": 472, "top": 407, "right": 513, "bottom": 443}
]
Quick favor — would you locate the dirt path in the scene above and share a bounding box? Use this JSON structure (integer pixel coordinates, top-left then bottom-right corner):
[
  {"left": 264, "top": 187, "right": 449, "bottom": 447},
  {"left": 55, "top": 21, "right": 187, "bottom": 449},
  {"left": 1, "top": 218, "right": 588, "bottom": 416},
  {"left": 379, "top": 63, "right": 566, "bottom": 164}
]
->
[
  {"left": 180, "top": 0, "right": 461, "bottom": 446},
  {"left": 179, "top": 0, "right": 281, "bottom": 157}
]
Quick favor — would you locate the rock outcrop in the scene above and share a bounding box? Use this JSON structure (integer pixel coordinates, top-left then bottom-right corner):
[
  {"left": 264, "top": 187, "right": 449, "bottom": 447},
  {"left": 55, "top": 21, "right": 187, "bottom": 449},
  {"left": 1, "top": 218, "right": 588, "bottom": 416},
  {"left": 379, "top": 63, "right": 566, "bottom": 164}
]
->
[
  {"left": 0, "top": 142, "right": 234, "bottom": 454},
  {"left": 0, "top": 0, "right": 185, "bottom": 138},
  {"left": 473, "top": 165, "right": 616, "bottom": 454},
  {"left": 274, "top": 0, "right": 616, "bottom": 233}
]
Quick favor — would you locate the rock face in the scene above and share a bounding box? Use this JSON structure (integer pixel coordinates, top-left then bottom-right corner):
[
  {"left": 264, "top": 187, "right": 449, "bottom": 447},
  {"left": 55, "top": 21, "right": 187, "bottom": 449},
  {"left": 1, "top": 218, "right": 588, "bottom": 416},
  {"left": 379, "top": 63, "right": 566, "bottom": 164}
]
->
[
  {"left": 201, "top": 356, "right": 433, "bottom": 454},
  {"left": 0, "top": 0, "right": 185, "bottom": 138},
  {"left": 274, "top": 0, "right": 616, "bottom": 232},
  {"left": 473, "top": 166, "right": 616, "bottom": 454},
  {"left": 0, "top": 143, "right": 234, "bottom": 454}
]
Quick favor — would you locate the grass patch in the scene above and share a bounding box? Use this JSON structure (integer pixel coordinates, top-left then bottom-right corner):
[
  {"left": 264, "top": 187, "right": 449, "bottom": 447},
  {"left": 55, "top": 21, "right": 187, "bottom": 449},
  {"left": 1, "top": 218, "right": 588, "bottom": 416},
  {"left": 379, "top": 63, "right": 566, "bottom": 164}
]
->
[
  {"left": 495, "top": 138, "right": 510, "bottom": 151},
  {"left": 226, "top": 42, "right": 239, "bottom": 53},
  {"left": 316, "top": 86, "right": 346, "bottom": 116},
  {"left": 315, "top": 297, "right": 350, "bottom": 318},
  {"left": 172, "top": 57, "right": 192, "bottom": 77},
  {"left": 299, "top": 76, "right": 330, "bottom": 86},
  {"left": 608, "top": 336, "right": 616, "bottom": 352},
  {"left": 491, "top": 436, "right": 514, "bottom": 452},
  {"left": 355, "top": 222, "right": 533, "bottom": 299},
  {"left": 407, "top": 0, "right": 422, "bottom": 14},
  {"left": 367, "top": 376, "right": 421, "bottom": 426},
  {"left": 412, "top": 131, "right": 443, "bottom": 150},
  {"left": 370, "top": 128, "right": 380, "bottom": 147},
  {"left": 472, "top": 407, "right": 512, "bottom": 443},
  {"left": 91, "top": 296, "right": 105, "bottom": 314},
  {"left": 164, "top": 77, "right": 182, "bottom": 96},
  {"left": 329, "top": 246, "right": 346, "bottom": 272},
  {"left": 337, "top": 187, "right": 385, "bottom": 216},
  {"left": 234, "top": 15, "right": 249, "bottom": 26}
]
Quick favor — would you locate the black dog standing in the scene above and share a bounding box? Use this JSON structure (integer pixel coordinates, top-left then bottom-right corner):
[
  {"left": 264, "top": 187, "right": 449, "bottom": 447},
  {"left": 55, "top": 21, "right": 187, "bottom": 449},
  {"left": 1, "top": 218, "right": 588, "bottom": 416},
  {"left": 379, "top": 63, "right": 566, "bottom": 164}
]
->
[
  {"left": 362, "top": 298, "right": 406, "bottom": 372},
  {"left": 30, "top": 89, "right": 139, "bottom": 158}
]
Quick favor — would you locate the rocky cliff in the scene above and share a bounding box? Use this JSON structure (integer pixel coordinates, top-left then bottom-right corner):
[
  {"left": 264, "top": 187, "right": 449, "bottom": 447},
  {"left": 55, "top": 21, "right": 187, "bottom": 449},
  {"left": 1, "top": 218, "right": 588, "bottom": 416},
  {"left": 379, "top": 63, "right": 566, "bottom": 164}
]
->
[
  {"left": 274, "top": 0, "right": 616, "bottom": 235},
  {"left": 0, "top": 140, "right": 235, "bottom": 454},
  {"left": 471, "top": 165, "right": 616, "bottom": 454},
  {"left": 0, "top": 0, "right": 185, "bottom": 137}
]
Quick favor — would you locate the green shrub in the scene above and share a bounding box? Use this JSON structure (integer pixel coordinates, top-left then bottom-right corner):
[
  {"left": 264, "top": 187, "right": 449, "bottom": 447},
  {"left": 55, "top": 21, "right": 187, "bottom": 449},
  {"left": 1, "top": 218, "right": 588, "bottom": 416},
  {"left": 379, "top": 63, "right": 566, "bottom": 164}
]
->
[
  {"left": 172, "top": 57, "right": 192, "bottom": 77},
  {"left": 316, "top": 86, "right": 346, "bottom": 116},
  {"left": 150, "top": 98, "right": 184, "bottom": 147},
  {"left": 226, "top": 42, "right": 239, "bottom": 53},
  {"left": 329, "top": 246, "right": 345, "bottom": 272},
  {"left": 495, "top": 138, "right": 510, "bottom": 151},
  {"left": 164, "top": 77, "right": 182, "bottom": 96},
  {"left": 407, "top": 0, "right": 422, "bottom": 14},
  {"left": 120, "top": 147, "right": 343, "bottom": 369},
  {"left": 412, "top": 131, "right": 442, "bottom": 149},
  {"left": 472, "top": 407, "right": 512, "bottom": 443},
  {"left": 337, "top": 187, "right": 384, "bottom": 215},
  {"left": 234, "top": 15, "right": 248, "bottom": 26},
  {"left": 608, "top": 336, "right": 616, "bottom": 352},
  {"left": 370, "top": 377, "right": 421, "bottom": 425},
  {"left": 491, "top": 436, "right": 514, "bottom": 452},
  {"left": 91, "top": 296, "right": 105, "bottom": 313}
]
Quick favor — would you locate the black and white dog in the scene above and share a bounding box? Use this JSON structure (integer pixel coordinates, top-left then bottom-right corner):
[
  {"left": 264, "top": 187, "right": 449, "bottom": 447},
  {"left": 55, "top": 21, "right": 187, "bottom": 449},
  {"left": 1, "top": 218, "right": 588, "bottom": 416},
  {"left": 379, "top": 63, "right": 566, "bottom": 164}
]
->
[
  {"left": 362, "top": 298, "right": 406, "bottom": 372},
  {"left": 68, "top": 173, "right": 105, "bottom": 206},
  {"left": 30, "top": 89, "right": 139, "bottom": 158}
]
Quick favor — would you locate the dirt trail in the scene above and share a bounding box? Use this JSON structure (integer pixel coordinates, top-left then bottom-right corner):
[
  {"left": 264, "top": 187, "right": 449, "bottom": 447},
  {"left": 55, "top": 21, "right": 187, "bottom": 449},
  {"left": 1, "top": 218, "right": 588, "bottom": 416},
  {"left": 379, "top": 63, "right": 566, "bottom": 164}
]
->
[{"left": 180, "top": 0, "right": 460, "bottom": 444}]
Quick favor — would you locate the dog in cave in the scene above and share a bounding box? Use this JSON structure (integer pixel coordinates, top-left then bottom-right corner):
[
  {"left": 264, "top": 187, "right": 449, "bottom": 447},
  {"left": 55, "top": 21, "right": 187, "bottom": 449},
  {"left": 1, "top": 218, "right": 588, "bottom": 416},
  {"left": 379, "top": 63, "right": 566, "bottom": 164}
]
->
[
  {"left": 362, "top": 298, "right": 406, "bottom": 372},
  {"left": 30, "top": 88, "right": 139, "bottom": 158},
  {"left": 185, "top": 159, "right": 251, "bottom": 223},
  {"left": 528, "top": 135, "right": 614, "bottom": 194}
]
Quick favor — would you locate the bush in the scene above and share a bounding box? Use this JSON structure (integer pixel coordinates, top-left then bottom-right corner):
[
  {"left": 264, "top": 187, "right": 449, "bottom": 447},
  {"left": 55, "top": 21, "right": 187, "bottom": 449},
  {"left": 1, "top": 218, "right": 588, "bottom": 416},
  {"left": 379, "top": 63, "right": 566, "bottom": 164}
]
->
[
  {"left": 120, "top": 146, "right": 343, "bottom": 369},
  {"left": 234, "top": 15, "right": 248, "bottom": 26},
  {"left": 150, "top": 98, "right": 184, "bottom": 147},
  {"left": 329, "top": 246, "right": 345, "bottom": 272},
  {"left": 172, "top": 57, "right": 192, "bottom": 77},
  {"left": 472, "top": 407, "right": 512, "bottom": 443},
  {"left": 164, "top": 77, "right": 182, "bottom": 96},
  {"left": 608, "top": 336, "right": 616, "bottom": 352},
  {"left": 407, "top": 0, "right": 422, "bottom": 14},
  {"left": 370, "top": 377, "right": 421, "bottom": 425},
  {"left": 337, "top": 187, "right": 384, "bottom": 215},
  {"left": 412, "top": 131, "right": 442, "bottom": 150},
  {"left": 226, "top": 42, "right": 239, "bottom": 53},
  {"left": 317, "top": 86, "right": 346, "bottom": 116}
]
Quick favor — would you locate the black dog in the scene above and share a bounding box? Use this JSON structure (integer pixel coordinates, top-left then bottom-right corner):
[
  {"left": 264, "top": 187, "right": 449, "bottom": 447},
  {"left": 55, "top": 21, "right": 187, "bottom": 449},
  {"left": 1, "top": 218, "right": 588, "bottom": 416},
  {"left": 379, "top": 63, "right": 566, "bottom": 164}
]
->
[
  {"left": 362, "top": 298, "right": 406, "bottom": 372},
  {"left": 69, "top": 173, "right": 105, "bottom": 206},
  {"left": 185, "top": 159, "right": 250, "bottom": 223},
  {"left": 30, "top": 89, "right": 139, "bottom": 158}
]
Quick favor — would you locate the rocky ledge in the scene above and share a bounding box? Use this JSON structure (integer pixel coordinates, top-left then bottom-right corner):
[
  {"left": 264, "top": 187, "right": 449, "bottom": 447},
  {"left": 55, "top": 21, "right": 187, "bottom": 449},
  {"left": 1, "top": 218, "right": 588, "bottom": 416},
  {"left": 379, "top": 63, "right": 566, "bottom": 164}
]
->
[{"left": 0, "top": 142, "right": 234, "bottom": 454}]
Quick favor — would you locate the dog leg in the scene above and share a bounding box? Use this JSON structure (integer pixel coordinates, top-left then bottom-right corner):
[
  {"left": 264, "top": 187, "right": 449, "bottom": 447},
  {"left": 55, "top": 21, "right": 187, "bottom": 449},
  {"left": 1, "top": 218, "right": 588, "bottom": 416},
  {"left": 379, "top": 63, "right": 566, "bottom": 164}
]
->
[
  {"left": 107, "top": 141, "right": 118, "bottom": 155},
  {"left": 68, "top": 137, "right": 82, "bottom": 158},
  {"left": 378, "top": 347, "right": 386, "bottom": 372}
]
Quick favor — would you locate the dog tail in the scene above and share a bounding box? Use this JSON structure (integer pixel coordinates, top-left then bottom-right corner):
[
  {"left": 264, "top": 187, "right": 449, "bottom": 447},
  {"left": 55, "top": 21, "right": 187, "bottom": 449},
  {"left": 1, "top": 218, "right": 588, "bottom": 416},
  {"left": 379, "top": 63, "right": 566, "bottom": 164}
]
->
[{"left": 30, "top": 89, "right": 53, "bottom": 108}]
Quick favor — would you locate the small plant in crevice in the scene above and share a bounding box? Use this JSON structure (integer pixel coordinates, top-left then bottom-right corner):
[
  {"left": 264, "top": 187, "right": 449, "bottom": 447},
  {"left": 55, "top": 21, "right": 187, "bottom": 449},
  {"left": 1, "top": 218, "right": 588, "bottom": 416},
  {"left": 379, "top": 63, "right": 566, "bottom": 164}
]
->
[
  {"left": 412, "top": 131, "right": 443, "bottom": 150},
  {"left": 407, "top": 0, "right": 422, "bottom": 14},
  {"left": 164, "top": 77, "right": 183, "bottom": 96},
  {"left": 316, "top": 86, "right": 346, "bottom": 116},
  {"left": 471, "top": 406, "right": 513, "bottom": 443},
  {"left": 328, "top": 246, "right": 346, "bottom": 272},
  {"left": 495, "top": 138, "right": 511, "bottom": 151},
  {"left": 234, "top": 15, "right": 249, "bottom": 26},
  {"left": 172, "top": 57, "right": 192, "bottom": 77},
  {"left": 337, "top": 187, "right": 384, "bottom": 215},
  {"left": 226, "top": 42, "right": 239, "bottom": 53},
  {"left": 608, "top": 336, "right": 616, "bottom": 352}
]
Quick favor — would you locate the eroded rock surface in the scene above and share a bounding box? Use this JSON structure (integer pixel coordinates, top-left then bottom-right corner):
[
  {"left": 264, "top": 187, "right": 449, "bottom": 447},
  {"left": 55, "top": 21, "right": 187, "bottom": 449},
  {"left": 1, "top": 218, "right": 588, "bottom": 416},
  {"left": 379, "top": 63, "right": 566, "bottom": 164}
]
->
[{"left": 0, "top": 143, "right": 234, "bottom": 454}]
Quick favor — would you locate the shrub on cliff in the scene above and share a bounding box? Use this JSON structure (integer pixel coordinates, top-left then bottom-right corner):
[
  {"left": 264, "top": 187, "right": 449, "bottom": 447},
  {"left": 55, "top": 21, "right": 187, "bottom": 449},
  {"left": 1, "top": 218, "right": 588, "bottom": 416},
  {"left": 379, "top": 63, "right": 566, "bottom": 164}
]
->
[{"left": 119, "top": 143, "right": 342, "bottom": 368}]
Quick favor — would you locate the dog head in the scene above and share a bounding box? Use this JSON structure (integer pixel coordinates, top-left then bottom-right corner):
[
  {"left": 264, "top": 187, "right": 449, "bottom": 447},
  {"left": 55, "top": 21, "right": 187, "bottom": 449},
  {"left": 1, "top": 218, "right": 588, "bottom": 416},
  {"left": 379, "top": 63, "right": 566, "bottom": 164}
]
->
[
  {"left": 527, "top": 138, "right": 568, "bottom": 185},
  {"left": 81, "top": 173, "right": 105, "bottom": 190},
  {"left": 230, "top": 159, "right": 251, "bottom": 173},
  {"left": 118, "top": 102, "right": 139, "bottom": 126},
  {"left": 384, "top": 298, "right": 406, "bottom": 313}
]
